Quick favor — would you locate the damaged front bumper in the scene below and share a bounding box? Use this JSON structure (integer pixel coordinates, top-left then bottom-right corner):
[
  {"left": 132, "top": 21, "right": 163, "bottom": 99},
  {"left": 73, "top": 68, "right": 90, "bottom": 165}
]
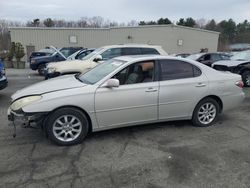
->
[{"left": 7, "top": 108, "right": 47, "bottom": 128}]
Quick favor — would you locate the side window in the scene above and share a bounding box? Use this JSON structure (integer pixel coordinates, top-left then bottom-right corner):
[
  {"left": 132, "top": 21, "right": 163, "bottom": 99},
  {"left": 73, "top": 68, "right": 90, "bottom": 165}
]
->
[
  {"left": 76, "top": 50, "right": 93, "bottom": 59},
  {"left": 140, "top": 48, "right": 160, "bottom": 55},
  {"left": 101, "top": 48, "right": 122, "bottom": 60},
  {"left": 203, "top": 54, "right": 211, "bottom": 61},
  {"left": 113, "top": 61, "right": 155, "bottom": 85},
  {"left": 211, "top": 54, "right": 221, "bottom": 61},
  {"left": 121, "top": 48, "right": 141, "bottom": 55},
  {"left": 220, "top": 54, "right": 230, "bottom": 60},
  {"left": 159, "top": 60, "right": 201, "bottom": 81}
]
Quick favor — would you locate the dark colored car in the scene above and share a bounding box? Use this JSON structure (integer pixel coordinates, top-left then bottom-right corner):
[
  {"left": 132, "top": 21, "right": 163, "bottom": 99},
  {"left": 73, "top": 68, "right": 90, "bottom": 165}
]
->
[
  {"left": 30, "top": 47, "right": 83, "bottom": 75},
  {"left": 187, "top": 52, "right": 231, "bottom": 67},
  {"left": 212, "top": 50, "right": 250, "bottom": 87},
  {"left": 29, "top": 48, "right": 55, "bottom": 63},
  {"left": 0, "top": 59, "right": 8, "bottom": 90},
  {"left": 175, "top": 53, "right": 190, "bottom": 58}
]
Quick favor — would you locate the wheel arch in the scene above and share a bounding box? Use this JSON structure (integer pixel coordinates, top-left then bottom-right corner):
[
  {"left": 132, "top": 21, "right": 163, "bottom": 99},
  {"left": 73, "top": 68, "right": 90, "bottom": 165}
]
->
[
  {"left": 195, "top": 95, "right": 223, "bottom": 113},
  {"left": 43, "top": 105, "right": 93, "bottom": 135}
]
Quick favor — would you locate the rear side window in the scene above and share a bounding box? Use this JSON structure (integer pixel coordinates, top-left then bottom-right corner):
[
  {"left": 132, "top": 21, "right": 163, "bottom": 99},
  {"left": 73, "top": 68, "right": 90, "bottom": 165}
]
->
[
  {"left": 159, "top": 59, "right": 202, "bottom": 81},
  {"left": 101, "top": 48, "right": 122, "bottom": 60},
  {"left": 121, "top": 48, "right": 141, "bottom": 55},
  {"left": 141, "top": 48, "right": 160, "bottom": 55}
]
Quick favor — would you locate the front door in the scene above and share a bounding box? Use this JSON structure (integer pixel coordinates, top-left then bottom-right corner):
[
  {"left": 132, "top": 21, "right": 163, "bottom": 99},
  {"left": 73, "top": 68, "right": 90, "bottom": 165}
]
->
[{"left": 95, "top": 61, "right": 159, "bottom": 128}]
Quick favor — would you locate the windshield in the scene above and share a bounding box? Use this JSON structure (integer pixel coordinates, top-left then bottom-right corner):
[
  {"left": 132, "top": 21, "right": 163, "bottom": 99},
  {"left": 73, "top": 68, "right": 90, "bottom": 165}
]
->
[
  {"left": 186, "top": 53, "right": 205, "bottom": 60},
  {"left": 78, "top": 59, "right": 126, "bottom": 84},
  {"left": 81, "top": 48, "right": 104, "bottom": 60},
  {"left": 231, "top": 50, "right": 250, "bottom": 61}
]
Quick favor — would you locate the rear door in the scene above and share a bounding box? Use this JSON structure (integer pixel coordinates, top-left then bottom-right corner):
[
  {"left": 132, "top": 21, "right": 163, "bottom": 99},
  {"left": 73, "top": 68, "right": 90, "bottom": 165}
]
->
[{"left": 158, "top": 59, "right": 209, "bottom": 120}]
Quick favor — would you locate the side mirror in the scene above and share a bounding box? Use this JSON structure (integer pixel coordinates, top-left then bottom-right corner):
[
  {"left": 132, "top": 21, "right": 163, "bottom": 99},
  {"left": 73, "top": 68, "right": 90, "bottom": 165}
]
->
[
  {"left": 103, "top": 79, "right": 120, "bottom": 88},
  {"left": 93, "top": 55, "right": 103, "bottom": 62}
]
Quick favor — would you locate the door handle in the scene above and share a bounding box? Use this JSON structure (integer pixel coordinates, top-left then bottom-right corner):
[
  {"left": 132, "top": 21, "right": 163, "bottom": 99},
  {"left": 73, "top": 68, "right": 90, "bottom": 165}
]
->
[
  {"left": 145, "top": 88, "right": 158, "bottom": 92},
  {"left": 196, "top": 83, "right": 206, "bottom": 87}
]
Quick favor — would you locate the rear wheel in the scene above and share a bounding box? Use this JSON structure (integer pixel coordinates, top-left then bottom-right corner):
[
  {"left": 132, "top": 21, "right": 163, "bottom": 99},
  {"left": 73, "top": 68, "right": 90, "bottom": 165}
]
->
[
  {"left": 192, "top": 98, "right": 220, "bottom": 127},
  {"left": 242, "top": 70, "right": 250, "bottom": 87},
  {"left": 46, "top": 107, "right": 89, "bottom": 146},
  {"left": 38, "top": 64, "right": 46, "bottom": 75}
]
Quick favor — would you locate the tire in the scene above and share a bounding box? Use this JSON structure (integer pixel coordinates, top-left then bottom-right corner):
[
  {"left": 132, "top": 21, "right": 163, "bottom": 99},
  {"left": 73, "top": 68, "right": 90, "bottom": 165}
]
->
[
  {"left": 38, "top": 64, "right": 46, "bottom": 76},
  {"left": 242, "top": 70, "right": 250, "bottom": 87},
  {"left": 192, "top": 98, "right": 220, "bottom": 127},
  {"left": 46, "top": 107, "right": 89, "bottom": 146}
]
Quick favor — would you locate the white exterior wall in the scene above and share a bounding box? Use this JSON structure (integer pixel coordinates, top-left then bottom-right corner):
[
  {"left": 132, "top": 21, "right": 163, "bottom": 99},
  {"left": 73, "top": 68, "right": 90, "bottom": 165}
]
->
[{"left": 9, "top": 25, "right": 219, "bottom": 61}]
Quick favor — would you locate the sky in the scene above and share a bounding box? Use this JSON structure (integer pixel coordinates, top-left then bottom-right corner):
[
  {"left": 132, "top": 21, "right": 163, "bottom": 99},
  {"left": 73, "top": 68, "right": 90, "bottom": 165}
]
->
[{"left": 0, "top": 0, "right": 250, "bottom": 23}]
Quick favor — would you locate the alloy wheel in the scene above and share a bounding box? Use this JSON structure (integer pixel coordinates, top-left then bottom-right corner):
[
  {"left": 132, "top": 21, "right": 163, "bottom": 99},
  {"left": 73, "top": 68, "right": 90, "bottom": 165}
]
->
[
  {"left": 197, "top": 102, "right": 217, "bottom": 125},
  {"left": 52, "top": 115, "right": 82, "bottom": 142}
]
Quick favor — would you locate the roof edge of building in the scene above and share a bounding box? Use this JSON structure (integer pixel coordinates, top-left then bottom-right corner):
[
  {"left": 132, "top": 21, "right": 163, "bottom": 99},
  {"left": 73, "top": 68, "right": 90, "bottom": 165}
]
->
[{"left": 9, "top": 24, "right": 220, "bottom": 35}]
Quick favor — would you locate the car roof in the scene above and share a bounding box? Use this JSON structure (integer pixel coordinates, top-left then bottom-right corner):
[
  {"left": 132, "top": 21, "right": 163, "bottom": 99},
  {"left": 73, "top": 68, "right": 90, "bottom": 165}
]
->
[
  {"left": 114, "top": 55, "right": 188, "bottom": 62},
  {"left": 102, "top": 44, "right": 162, "bottom": 49},
  {"left": 113, "top": 55, "right": 210, "bottom": 69}
]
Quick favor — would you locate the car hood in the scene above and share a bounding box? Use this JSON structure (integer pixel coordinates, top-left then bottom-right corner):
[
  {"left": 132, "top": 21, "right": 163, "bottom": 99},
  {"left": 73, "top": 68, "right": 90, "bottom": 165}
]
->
[
  {"left": 47, "top": 59, "right": 85, "bottom": 68},
  {"left": 12, "top": 75, "right": 86, "bottom": 101},
  {"left": 33, "top": 55, "right": 53, "bottom": 61},
  {"left": 212, "top": 60, "right": 249, "bottom": 67},
  {"left": 47, "top": 59, "right": 97, "bottom": 73}
]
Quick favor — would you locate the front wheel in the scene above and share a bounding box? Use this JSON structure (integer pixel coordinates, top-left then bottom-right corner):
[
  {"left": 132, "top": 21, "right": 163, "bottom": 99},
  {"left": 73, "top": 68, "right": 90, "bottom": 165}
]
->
[
  {"left": 242, "top": 70, "right": 250, "bottom": 87},
  {"left": 46, "top": 108, "right": 89, "bottom": 146},
  {"left": 38, "top": 64, "right": 46, "bottom": 76},
  {"left": 192, "top": 98, "right": 220, "bottom": 127}
]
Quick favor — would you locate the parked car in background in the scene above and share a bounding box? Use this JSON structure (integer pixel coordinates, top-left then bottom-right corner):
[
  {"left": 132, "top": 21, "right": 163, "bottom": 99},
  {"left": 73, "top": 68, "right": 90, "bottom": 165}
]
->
[
  {"left": 0, "top": 59, "right": 7, "bottom": 90},
  {"left": 186, "top": 52, "right": 231, "bottom": 67},
  {"left": 30, "top": 46, "right": 83, "bottom": 75},
  {"left": 175, "top": 53, "right": 190, "bottom": 58},
  {"left": 29, "top": 48, "right": 55, "bottom": 63},
  {"left": 45, "top": 44, "right": 168, "bottom": 79},
  {"left": 66, "top": 48, "right": 95, "bottom": 60},
  {"left": 8, "top": 55, "right": 244, "bottom": 145},
  {"left": 212, "top": 50, "right": 250, "bottom": 87}
]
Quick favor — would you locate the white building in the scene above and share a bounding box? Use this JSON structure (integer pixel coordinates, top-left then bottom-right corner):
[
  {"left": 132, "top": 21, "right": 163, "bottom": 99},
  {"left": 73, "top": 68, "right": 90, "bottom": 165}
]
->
[{"left": 9, "top": 25, "right": 219, "bottom": 60}]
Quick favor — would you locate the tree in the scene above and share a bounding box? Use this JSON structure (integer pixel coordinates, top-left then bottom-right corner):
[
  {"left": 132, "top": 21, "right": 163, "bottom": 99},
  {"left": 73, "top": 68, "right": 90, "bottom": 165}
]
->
[
  {"left": 7, "top": 42, "right": 15, "bottom": 61},
  {"left": 185, "top": 17, "right": 196, "bottom": 27},
  {"left": 205, "top": 19, "right": 217, "bottom": 31},
  {"left": 217, "top": 19, "right": 236, "bottom": 42},
  {"left": 177, "top": 18, "right": 185, "bottom": 26},
  {"left": 15, "top": 42, "right": 25, "bottom": 62},
  {"left": 43, "top": 18, "right": 55, "bottom": 27},
  {"left": 157, "top": 18, "right": 172, "bottom": 25},
  {"left": 237, "top": 20, "right": 250, "bottom": 33},
  {"left": 32, "top": 19, "right": 40, "bottom": 27},
  {"left": 139, "top": 21, "right": 146, "bottom": 25},
  {"left": 177, "top": 18, "right": 196, "bottom": 27}
]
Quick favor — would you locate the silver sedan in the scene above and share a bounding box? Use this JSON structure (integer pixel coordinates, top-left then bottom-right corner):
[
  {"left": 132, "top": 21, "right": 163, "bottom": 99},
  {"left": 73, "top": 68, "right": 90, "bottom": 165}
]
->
[{"left": 8, "top": 55, "right": 245, "bottom": 145}]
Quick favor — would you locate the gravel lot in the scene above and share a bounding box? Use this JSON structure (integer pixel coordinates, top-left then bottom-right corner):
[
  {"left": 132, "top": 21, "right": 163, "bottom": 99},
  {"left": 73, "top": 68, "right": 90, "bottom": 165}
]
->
[{"left": 0, "top": 69, "right": 250, "bottom": 188}]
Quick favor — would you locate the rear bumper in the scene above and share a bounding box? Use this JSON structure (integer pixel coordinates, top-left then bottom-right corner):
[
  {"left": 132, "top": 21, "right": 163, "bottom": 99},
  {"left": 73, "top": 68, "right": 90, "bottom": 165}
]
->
[
  {"left": 0, "top": 76, "right": 8, "bottom": 90},
  {"left": 222, "top": 92, "right": 245, "bottom": 111}
]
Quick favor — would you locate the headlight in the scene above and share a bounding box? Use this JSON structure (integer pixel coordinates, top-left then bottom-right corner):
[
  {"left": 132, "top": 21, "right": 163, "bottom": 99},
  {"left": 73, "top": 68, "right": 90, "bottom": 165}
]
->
[
  {"left": 11, "top": 96, "right": 42, "bottom": 111},
  {"left": 47, "top": 67, "right": 56, "bottom": 74},
  {"left": 31, "top": 59, "right": 36, "bottom": 64}
]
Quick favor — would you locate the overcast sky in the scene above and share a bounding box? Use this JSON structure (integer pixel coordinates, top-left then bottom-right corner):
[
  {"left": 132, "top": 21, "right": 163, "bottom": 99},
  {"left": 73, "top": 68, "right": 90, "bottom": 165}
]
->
[{"left": 0, "top": 0, "right": 250, "bottom": 23}]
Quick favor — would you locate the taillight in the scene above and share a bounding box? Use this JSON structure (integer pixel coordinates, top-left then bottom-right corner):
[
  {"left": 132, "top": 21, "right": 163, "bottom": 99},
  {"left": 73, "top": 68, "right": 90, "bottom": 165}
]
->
[{"left": 235, "top": 80, "right": 244, "bottom": 88}]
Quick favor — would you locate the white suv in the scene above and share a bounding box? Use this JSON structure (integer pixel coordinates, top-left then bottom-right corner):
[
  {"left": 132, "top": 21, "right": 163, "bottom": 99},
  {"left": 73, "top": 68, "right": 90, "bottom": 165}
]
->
[{"left": 45, "top": 44, "right": 167, "bottom": 79}]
